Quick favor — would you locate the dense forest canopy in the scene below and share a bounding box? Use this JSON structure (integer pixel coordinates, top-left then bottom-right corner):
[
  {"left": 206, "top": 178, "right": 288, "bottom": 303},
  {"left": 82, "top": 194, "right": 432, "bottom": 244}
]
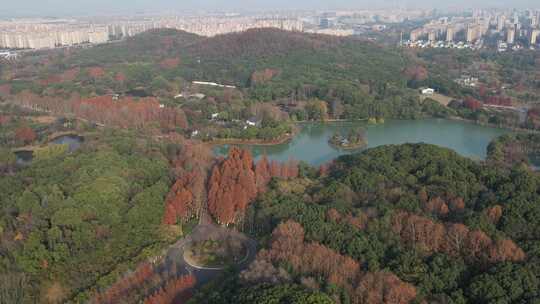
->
[
  {"left": 0, "top": 128, "right": 176, "bottom": 302},
  {"left": 219, "top": 144, "right": 540, "bottom": 304}
]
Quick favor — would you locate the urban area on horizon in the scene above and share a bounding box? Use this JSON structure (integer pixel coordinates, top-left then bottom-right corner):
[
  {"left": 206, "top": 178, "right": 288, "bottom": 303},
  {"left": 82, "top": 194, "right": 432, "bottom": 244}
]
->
[{"left": 1, "top": 7, "right": 540, "bottom": 58}]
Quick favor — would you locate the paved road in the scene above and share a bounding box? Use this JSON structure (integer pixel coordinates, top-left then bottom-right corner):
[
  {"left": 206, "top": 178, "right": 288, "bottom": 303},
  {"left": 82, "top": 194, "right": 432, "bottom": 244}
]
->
[{"left": 163, "top": 223, "right": 257, "bottom": 287}]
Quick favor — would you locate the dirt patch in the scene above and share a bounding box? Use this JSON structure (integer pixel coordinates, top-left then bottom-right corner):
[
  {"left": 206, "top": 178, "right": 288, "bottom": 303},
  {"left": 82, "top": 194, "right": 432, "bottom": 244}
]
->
[
  {"left": 29, "top": 116, "right": 57, "bottom": 124},
  {"left": 421, "top": 93, "right": 453, "bottom": 106}
]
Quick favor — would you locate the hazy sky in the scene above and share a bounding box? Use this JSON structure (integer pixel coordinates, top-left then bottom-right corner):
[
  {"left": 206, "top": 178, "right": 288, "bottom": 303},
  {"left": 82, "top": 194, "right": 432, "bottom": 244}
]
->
[{"left": 1, "top": 0, "right": 538, "bottom": 17}]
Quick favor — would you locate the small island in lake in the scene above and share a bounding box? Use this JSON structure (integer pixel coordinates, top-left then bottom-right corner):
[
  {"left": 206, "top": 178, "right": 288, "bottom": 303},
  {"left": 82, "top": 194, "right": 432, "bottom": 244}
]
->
[{"left": 329, "top": 128, "right": 368, "bottom": 150}]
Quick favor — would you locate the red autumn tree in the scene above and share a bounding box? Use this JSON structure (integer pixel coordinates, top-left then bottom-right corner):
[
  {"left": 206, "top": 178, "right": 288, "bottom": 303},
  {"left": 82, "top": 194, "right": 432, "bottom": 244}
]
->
[
  {"left": 484, "top": 205, "right": 503, "bottom": 224},
  {"left": 94, "top": 262, "right": 155, "bottom": 304},
  {"left": 163, "top": 142, "right": 213, "bottom": 225},
  {"left": 488, "top": 239, "right": 526, "bottom": 263},
  {"left": 71, "top": 95, "right": 188, "bottom": 130},
  {"left": 270, "top": 160, "right": 281, "bottom": 178},
  {"left": 392, "top": 211, "right": 526, "bottom": 263},
  {"left": 255, "top": 155, "right": 271, "bottom": 192},
  {"left": 15, "top": 126, "right": 37, "bottom": 144},
  {"left": 208, "top": 148, "right": 258, "bottom": 225},
  {"left": 0, "top": 115, "right": 11, "bottom": 126},
  {"left": 208, "top": 149, "right": 299, "bottom": 225},
  {"left": 250, "top": 68, "right": 280, "bottom": 85},
  {"left": 449, "top": 197, "right": 465, "bottom": 212},
  {"left": 61, "top": 68, "right": 80, "bottom": 82},
  {"left": 424, "top": 197, "right": 449, "bottom": 217},
  {"left": 143, "top": 274, "right": 196, "bottom": 304},
  {"left": 254, "top": 220, "right": 417, "bottom": 304},
  {"left": 403, "top": 65, "right": 428, "bottom": 81},
  {"left": 87, "top": 67, "right": 106, "bottom": 78},
  {"left": 0, "top": 84, "right": 11, "bottom": 97},
  {"left": 115, "top": 72, "right": 126, "bottom": 82},
  {"left": 354, "top": 272, "right": 418, "bottom": 304},
  {"left": 463, "top": 96, "right": 483, "bottom": 111},
  {"left": 319, "top": 163, "right": 331, "bottom": 177},
  {"left": 159, "top": 58, "right": 181, "bottom": 69},
  {"left": 162, "top": 204, "right": 178, "bottom": 225}
]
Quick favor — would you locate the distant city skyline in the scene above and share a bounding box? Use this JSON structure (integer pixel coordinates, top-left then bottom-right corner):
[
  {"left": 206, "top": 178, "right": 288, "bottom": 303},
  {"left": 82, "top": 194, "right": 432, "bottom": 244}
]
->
[{"left": 1, "top": 0, "right": 539, "bottom": 17}]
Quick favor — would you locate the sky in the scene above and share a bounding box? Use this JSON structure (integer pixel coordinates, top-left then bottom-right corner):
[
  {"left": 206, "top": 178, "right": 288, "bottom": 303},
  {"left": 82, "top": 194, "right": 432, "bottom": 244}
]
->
[{"left": 0, "top": 0, "right": 538, "bottom": 17}]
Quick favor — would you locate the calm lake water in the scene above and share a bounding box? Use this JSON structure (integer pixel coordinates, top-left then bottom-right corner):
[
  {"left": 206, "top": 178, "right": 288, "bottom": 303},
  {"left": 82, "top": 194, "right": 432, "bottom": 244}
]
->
[{"left": 215, "top": 119, "right": 510, "bottom": 166}]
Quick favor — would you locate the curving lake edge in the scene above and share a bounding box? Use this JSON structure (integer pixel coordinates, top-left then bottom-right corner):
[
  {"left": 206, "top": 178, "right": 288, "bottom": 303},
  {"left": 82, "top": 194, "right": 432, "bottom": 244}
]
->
[{"left": 214, "top": 119, "right": 511, "bottom": 166}]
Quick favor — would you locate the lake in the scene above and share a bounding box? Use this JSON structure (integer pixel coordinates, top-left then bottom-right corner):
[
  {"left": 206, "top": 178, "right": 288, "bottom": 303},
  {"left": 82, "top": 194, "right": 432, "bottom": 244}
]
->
[{"left": 214, "top": 119, "right": 510, "bottom": 166}]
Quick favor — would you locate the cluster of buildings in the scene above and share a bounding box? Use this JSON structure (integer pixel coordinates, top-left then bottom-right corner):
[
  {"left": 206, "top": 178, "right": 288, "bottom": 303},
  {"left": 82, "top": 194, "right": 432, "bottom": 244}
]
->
[
  {"left": 110, "top": 16, "right": 304, "bottom": 38},
  {"left": 405, "top": 9, "right": 540, "bottom": 51},
  {"left": 0, "top": 9, "right": 435, "bottom": 50},
  {"left": 0, "top": 50, "right": 17, "bottom": 60},
  {"left": 303, "top": 9, "right": 430, "bottom": 37},
  {"left": 0, "top": 19, "right": 109, "bottom": 49},
  {"left": 0, "top": 15, "right": 304, "bottom": 50}
]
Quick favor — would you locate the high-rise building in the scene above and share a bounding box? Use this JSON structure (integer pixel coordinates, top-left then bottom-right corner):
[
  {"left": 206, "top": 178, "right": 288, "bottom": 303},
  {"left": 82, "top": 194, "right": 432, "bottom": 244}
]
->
[
  {"left": 531, "top": 29, "right": 540, "bottom": 45},
  {"left": 507, "top": 27, "right": 515, "bottom": 44},
  {"left": 410, "top": 28, "right": 423, "bottom": 42},
  {"left": 466, "top": 25, "right": 480, "bottom": 42},
  {"left": 320, "top": 18, "right": 330, "bottom": 29},
  {"left": 428, "top": 31, "right": 436, "bottom": 42},
  {"left": 497, "top": 15, "right": 506, "bottom": 32},
  {"left": 446, "top": 27, "right": 454, "bottom": 42}
]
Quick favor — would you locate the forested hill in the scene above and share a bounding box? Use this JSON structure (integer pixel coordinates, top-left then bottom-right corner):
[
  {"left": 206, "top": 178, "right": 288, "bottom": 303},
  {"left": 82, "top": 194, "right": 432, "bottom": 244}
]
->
[
  {"left": 183, "top": 28, "right": 407, "bottom": 90},
  {"left": 69, "top": 28, "right": 203, "bottom": 65},
  {"left": 1, "top": 28, "right": 428, "bottom": 122},
  {"left": 184, "top": 28, "right": 348, "bottom": 59},
  {"left": 67, "top": 28, "right": 407, "bottom": 89}
]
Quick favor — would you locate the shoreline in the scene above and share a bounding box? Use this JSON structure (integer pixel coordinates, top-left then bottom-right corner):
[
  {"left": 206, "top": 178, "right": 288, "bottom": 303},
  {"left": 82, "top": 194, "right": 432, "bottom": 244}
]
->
[
  {"left": 207, "top": 115, "right": 532, "bottom": 148},
  {"left": 329, "top": 142, "right": 368, "bottom": 151},
  {"left": 205, "top": 116, "right": 529, "bottom": 148},
  {"left": 205, "top": 125, "right": 298, "bottom": 146},
  {"left": 205, "top": 135, "right": 293, "bottom": 146},
  {"left": 446, "top": 115, "right": 540, "bottom": 134}
]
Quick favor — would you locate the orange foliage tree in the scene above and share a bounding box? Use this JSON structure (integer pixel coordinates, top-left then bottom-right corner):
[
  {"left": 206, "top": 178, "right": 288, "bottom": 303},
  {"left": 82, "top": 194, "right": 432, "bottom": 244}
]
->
[
  {"left": 208, "top": 148, "right": 299, "bottom": 225},
  {"left": 208, "top": 148, "right": 258, "bottom": 225},
  {"left": 163, "top": 141, "right": 213, "bottom": 225},
  {"left": 13, "top": 92, "right": 188, "bottom": 131},
  {"left": 93, "top": 262, "right": 154, "bottom": 304},
  {"left": 253, "top": 220, "right": 417, "bottom": 304},
  {"left": 143, "top": 274, "right": 196, "bottom": 304},
  {"left": 15, "top": 125, "right": 37, "bottom": 144},
  {"left": 392, "top": 211, "right": 525, "bottom": 263}
]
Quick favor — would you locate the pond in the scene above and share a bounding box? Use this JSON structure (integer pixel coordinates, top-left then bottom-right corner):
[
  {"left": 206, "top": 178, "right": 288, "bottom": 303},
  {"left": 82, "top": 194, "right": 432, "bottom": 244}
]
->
[
  {"left": 15, "top": 135, "right": 84, "bottom": 165},
  {"left": 14, "top": 150, "right": 33, "bottom": 166},
  {"left": 529, "top": 154, "right": 540, "bottom": 171},
  {"left": 214, "top": 119, "right": 510, "bottom": 166},
  {"left": 50, "top": 134, "right": 84, "bottom": 152}
]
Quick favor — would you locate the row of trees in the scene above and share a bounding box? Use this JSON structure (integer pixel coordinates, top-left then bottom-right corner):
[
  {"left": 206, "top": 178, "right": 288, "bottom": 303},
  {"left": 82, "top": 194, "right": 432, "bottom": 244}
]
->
[
  {"left": 13, "top": 91, "right": 188, "bottom": 131},
  {"left": 162, "top": 141, "right": 213, "bottom": 225}
]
